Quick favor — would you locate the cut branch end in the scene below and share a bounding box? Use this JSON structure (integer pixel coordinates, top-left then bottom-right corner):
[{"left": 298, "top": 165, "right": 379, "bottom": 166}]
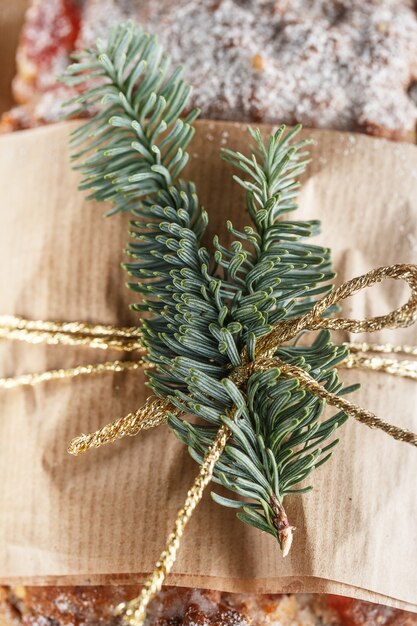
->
[{"left": 270, "top": 494, "right": 296, "bottom": 557}]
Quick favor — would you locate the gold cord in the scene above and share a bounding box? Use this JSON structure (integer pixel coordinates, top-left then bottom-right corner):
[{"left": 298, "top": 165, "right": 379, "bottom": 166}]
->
[
  {"left": 62, "top": 341, "right": 417, "bottom": 457},
  {"left": 68, "top": 396, "right": 174, "bottom": 456},
  {"left": 253, "top": 356, "right": 417, "bottom": 446},
  {"left": 342, "top": 342, "right": 417, "bottom": 379},
  {"left": 226, "top": 264, "right": 417, "bottom": 449},
  {"left": 0, "top": 315, "right": 144, "bottom": 352},
  {"left": 64, "top": 343, "right": 417, "bottom": 456},
  {"left": 0, "top": 359, "right": 146, "bottom": 390},
  {"left": 253, "top": 264, "right": 417, "bottom": 360},
  {"left": 342, "top": 353, "right": 417, "bottom": 380},
  {"left": 344, "top": 342, "right": 417, "bottom": 356},
  {"left": 115, "top": 424, "right": 230, "bottom": 626}
]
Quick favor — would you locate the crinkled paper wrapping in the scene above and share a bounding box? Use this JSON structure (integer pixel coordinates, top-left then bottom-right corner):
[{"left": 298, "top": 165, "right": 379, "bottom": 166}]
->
[{"left": 0, "top": 119, "right": 416, "bottom": 612}]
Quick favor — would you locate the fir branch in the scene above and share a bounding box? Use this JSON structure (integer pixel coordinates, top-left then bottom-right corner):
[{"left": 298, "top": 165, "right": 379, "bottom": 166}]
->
[
  {"left": 65, "top": 22, "right": 200, "bottom": 215},
  {"left": 63, "top": 20, "right": 353, "bottom": 551}
]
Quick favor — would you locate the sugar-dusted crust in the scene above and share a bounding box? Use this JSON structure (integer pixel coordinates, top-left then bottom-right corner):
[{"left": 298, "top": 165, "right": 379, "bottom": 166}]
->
[
  {"left": 0, "top": 0, "right": 81, "bottom": 132},
  {"left": 2, "top": 0, "right": 417, "bottom": 140},
  {"left": 1, "top": 587, "right": 417, "bottom": 626}
]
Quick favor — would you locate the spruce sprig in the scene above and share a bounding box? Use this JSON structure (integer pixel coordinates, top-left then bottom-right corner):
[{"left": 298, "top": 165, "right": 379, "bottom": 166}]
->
[{"left": 63, "top": 21, "right": 354, "bottom": 550}]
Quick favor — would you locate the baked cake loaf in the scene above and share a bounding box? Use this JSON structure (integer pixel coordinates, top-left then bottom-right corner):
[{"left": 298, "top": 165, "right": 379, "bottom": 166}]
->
[
  {"left": 2, "top": 0, "right": 417, "bottom": 139},
  {"left": 1, "top": 586, "right": 417, "bottom": 626},
  {"left": 1, "top": 3, "right": 417, "bottom": 625}
]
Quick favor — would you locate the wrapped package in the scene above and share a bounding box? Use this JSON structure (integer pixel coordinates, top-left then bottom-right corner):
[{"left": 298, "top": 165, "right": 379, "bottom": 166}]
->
[
  {"left": 0, "top": 120, "right": 416, "bottom": 613},
  {"left": 0, "top": 2, "right": 416, "bottom": 625}
]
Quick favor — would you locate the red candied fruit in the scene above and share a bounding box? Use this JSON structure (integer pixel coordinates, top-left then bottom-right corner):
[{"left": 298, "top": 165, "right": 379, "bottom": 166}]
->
[
  {"left": 21, "top": 0, "right": 81, "bottom": 68},
  {"left": 327, "top": 595, "right": 417, "bottom": 626}
]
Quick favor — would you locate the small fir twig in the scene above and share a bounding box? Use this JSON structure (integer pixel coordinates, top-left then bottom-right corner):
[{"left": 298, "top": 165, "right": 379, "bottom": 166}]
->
[{"left": 63, "top": 20, "right": 353, "bottom": 550}]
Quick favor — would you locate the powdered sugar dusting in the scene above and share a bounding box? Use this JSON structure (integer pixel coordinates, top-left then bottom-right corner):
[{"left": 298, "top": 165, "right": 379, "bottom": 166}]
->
[
  {"left": 144, "top": 588, "right": 340, "bottom": 626},
  {"left": 7, "top": 586, "right": 417, "bottom": 625},
  {"left": 78, "top": 0, "right": 417, "bottom": 139},
  {"left": 3, "top": 0, "right": 417, "bottom": 140}
]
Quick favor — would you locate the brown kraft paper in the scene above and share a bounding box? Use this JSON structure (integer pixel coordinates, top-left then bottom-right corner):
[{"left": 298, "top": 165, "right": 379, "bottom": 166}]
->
[{"left": 0, "top": 119, "right": 416, "bottom": 611}]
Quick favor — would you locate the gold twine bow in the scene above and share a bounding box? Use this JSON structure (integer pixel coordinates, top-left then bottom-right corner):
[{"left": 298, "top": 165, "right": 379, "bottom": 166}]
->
[
  {"left": 1, "top": 264, "right": 417, "bottom": 626},
  {"left": 230, "top": 264, "right": 417, "bottom": 447},
  {"left": 66, "top": 263, "right": 417, "bottom": 455}
]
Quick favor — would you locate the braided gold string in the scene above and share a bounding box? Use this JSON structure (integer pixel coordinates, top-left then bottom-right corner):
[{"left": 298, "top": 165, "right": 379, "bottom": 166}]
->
[
  {"left": 0, "top": 315, "right": 144, "bottom": 352},
  {"left": 251, "top": 356, "right": 417, "bottom": 446},
  {"left": 115, "top": 423, "right": 230, "bottom": 626},
  {"left": 57, "top": 343, "right": 417, "bottom": 456},
  {"left": 68, "top": 396, "right": 173, "bottom": 456},
  {"left": 226, "top": 264, "right": 417, "bottom": 447},
  {"left": 345, "top": 342, "right": 417, "bottom": 356},
  {"left": 342, "top": 353, "right": 417, "bottom": 380},
  {"left": 252, "top": 264, "right": 417, "bottom": 360},
  {"left": 61, "top": 343, "right": 417, "bottom": 456},
  {"left": 342, "top": 342, "right": 417, "bottom": 379},
  {"left": 0, "top": 359, "right": 146, "bottom": 390}
]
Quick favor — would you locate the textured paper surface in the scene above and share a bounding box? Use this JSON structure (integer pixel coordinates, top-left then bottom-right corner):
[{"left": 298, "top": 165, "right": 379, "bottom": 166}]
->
[{"left": 0, "top": 120, "right": 416, "bottom": 612}]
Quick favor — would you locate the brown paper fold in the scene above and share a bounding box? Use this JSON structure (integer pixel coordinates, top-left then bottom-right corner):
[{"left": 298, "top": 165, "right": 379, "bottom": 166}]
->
[{"left": 0, "top": 120, "right": 416, "bottom": 612}]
